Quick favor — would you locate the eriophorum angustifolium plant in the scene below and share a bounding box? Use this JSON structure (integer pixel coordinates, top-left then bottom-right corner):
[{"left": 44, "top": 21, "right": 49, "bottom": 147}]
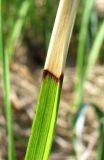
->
[
  {"left": 0, "top": 0, "right": 104, "bottom": 159},
  {"left": 25, "top": 0, "right": 80, "bottom": 159}
]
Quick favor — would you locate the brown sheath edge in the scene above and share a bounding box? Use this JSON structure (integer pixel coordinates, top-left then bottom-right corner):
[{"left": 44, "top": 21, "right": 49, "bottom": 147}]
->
[{"left": 43, "top": 69, "right": 63, "bottom": 83}]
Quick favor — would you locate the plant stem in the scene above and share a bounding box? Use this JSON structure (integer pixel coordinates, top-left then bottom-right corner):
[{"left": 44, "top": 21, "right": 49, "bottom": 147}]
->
[
  {"left": 6, "top": 0, "right": 30, "bottom": 58},
  {"left": 45, "top": 0, "right": 80, "bottom": 77},
  {"left": 25, "top": 0, "right": 80, "bottom": 159},
  {"left": 75, "top": 0, "right": 94, "bottom": 108},
  {"left": 0, "top": 0, "right": 3, "bottom": 56},
  {"left": 85, "top": 21, "right": 104, "bottom": 77},
  {"left": 3, "top": 52, "right": 15, "bottom": 160},
  {"left": 0, "top": 0, "right": 15, "bottom": 159}
]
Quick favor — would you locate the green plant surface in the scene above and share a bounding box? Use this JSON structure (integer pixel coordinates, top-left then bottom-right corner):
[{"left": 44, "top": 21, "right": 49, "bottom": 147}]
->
[
  {"left": 0, "top": 0, "right": 3, "bottom": 57},
  {"left": 25, "top": 73, "right": 62, "bottom": 160},
  {"left": 75, "top": 0, "right": 94, "bottom": 108},
  {"left": 86, "top": 21, "right": 104, "bottom": 77},
  {"left": 6, "top": 0, "right": 30, "bottom": 58},
  {"left": 0, "top": 0, "right": 15, "bottom": 159},
  {"left": 2, "top": 51, "right": 15, "bottom": 160},
  {"left": 97, "top": 118, "right": 104, "bottom": 160}
]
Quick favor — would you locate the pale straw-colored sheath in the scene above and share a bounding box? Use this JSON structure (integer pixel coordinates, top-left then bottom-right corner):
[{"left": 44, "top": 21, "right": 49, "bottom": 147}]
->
[{"left": 44, "top": 0, "right": 79, "bottom": 78}]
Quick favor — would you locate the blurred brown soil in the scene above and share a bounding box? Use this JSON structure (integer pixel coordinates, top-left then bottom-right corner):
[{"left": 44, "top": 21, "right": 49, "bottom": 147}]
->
[{"left": 0, "top": 42, "right": 104, "bottom": 160}]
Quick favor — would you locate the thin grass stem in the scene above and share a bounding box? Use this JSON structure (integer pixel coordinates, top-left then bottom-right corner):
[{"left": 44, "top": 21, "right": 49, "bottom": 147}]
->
[
  {"left": 75, "top": 0, "right": 94, "bottom": 108},
  {"left": 0, "top": 0, "right": 15, "bottom": 159},
  {"left": 85, "top": 21, "right": 104, "bottom": 77},
  {"left": 6, "top": 0, "right": 30, "bottom": 58}
]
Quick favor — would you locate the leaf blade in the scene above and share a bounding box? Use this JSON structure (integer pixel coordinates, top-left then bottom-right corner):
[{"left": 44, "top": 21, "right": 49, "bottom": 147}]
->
[{"left": 25, "top": 74, "right": 62, "bottom": 160}]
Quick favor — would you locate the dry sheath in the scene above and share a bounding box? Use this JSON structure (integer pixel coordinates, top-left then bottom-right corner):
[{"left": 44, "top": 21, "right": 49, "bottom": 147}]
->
[{"left": 45, "top": 0, "right": 79, "bottom": 77}]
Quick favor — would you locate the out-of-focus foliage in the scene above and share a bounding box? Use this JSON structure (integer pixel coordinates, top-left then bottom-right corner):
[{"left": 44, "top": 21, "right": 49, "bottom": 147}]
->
[
  {"left": 1, "top": 0, "right": 59, "bottom": 57},
  {"left": 1, "top": 0, "right": 104, "bottom": 59}
]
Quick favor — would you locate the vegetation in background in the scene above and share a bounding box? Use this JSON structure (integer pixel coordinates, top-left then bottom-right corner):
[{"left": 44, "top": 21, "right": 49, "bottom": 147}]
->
[
  {"left": 0, "top": 0, "right": 15, "bottom": 159},
  {"left": 75, "top": 0, "right": 95, "bottom": 109},
  {"left": 0, "top": 0, "right": 104, "bottom": 159}
]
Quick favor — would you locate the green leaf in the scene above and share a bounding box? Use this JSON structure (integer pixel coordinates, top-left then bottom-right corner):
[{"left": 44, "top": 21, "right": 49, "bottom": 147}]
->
[
  {"left": 6, "top": 0, "right": 30, "bottom": 58},
  {"left": 75, "top": 0, "right": 94, "bottom": 108},
  {"left": 0, "top": 0, "right": 15, "bottom": 159},
  {"left": 25, "top": 73, "right": 62, "bottom": 160},
  {"left": 0, "top": 0, "right": 3, "bottom": 57},
  {"left": 85, "top": 21, "right": 104, "bottom": 77}
]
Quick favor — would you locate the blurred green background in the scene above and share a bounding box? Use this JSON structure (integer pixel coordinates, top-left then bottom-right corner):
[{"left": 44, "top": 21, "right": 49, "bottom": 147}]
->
[{"left": 1, "top": 0, "right": 104, "bottom": 65}]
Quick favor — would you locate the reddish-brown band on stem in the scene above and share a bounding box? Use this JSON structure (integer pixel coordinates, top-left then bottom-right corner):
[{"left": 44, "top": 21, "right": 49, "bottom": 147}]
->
[{"left": 43, "top": 69, "right": 63, "bottom": 83}]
